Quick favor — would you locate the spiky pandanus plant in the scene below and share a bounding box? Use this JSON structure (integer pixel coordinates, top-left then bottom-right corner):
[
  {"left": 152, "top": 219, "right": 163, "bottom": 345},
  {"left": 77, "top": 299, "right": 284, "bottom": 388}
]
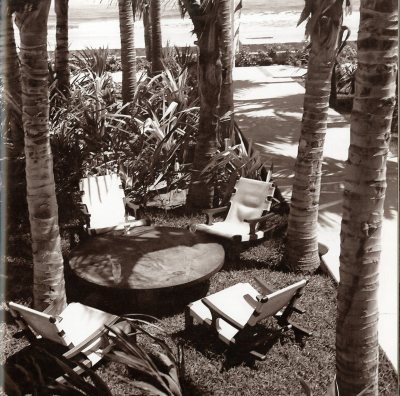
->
[
  {"left": 14, "top": 0, "right": 66, "bottom": 312},
  {"left": 54, "top": 0, "right": 70, "bottom": 98},
  {"left": 336, "top": 0, "right": 398, "bottom": 394},
  {"left": 286, "top": 0, "right": 349, "bottom": 273}
]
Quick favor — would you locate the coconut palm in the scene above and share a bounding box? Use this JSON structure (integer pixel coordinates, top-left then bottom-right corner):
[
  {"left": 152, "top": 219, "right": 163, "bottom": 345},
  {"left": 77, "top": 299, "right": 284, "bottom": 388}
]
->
[
  {"left": 14, "top": 0, "right": 67, "bottom": 312},
  {"left": 182, "top": 0, "right": 222, "bottom": 208},
  {"left": 218, "top": 0, "right": 234, "bottom": 141},
  {"left": 142, "top": 0, "right": 152, "bottom": 61},
  {"left": 54, "top": 0, "right": 70, "bottom": 97},
  {"left": 118, "top": 0, "right": 137, "bottom": 106},
  {"left": 150, "top": 0, "right": 163, "bottom": 74},
  {"left": 2, "top": 0, "right": 23, "bottom": 152},
  {"left": 286, "top": 0, "right": 348, "bottom": 273},
  {"left": 336, "top": 0, "right": 398, "bottom": 394}
]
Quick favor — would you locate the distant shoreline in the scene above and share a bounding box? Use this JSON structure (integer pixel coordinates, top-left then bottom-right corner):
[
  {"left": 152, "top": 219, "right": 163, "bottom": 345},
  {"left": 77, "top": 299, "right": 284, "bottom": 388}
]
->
[{"left": 48, "top": 41, "right": 357, "bottom": 58}]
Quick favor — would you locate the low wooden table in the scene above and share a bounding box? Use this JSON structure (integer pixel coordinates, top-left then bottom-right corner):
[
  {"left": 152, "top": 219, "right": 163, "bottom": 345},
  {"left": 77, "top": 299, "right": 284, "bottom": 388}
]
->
[{"left": 68, "top": 226, "right": 225, "bottom": 313}]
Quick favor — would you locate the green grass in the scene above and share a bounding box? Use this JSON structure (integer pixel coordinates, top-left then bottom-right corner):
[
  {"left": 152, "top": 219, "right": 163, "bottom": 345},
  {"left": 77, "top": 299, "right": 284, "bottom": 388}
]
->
[{"left": 1, "top": 208, "right": 398, "bottom": 395}]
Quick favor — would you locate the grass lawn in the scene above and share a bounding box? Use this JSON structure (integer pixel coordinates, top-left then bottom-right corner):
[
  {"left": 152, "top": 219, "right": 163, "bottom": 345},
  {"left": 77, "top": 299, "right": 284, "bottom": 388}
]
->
[{"left": 1, "top": 208, "right": 398, "bottom": 395}]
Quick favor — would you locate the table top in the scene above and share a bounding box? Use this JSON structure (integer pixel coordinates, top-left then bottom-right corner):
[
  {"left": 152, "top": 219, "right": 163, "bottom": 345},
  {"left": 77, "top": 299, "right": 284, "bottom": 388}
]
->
[{"left": 69, "top": 226, "right": 225, "bottom": 290}]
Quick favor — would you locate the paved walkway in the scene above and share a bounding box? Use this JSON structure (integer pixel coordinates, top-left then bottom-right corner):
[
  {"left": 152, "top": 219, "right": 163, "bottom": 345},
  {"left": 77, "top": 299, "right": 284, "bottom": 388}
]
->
[{"left": 233, "top": 66, "right": 398, "bottom": 371}]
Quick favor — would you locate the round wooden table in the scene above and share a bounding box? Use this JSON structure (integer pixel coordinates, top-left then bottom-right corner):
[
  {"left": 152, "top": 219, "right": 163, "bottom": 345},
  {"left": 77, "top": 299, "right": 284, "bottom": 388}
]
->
[{"left": 68, "top": 226, "right": 225, "bottom": 313}]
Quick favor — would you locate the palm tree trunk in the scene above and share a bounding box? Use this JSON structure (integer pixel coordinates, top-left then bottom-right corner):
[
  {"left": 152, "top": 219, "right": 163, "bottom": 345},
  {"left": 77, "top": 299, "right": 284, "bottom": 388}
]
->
[
  {"left": 150, "top": 0, "right": 163, "bottom": 74},
  {"left": 336, "top": 1, "right": 398, "bottom": 394},
  {"left": 15, "top": 0, "right": 67, "bottom": 313},
  {"left": 218, "top": 0, "right": 234, "bottom": 141},
  {"left": 185, "top": 1, "right": 222, "bottom": 209},
  {"left": 287, "top": 0, "right": 345, "bottom": 273},
  {"left": 118, "top": 0, "right": 137, "bottom": 106},
  {"left": 3, "top": 3, "right": 23, "bottom": 153},
  {"left": 143, "top": 0, "right": 152, "bottom": 62},
  {"left": 55, "top": 0, "right": 70, "bottom": 98}
]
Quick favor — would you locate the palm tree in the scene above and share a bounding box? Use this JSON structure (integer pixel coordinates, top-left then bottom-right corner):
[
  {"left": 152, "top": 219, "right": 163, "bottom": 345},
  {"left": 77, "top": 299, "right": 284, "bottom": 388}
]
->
[
  {"left": 183, "top": 0, "right": 222, "bottom": 209},
  {"left": 15, "top": 0, "right": 67, "bottom": 313},
  {"left": 118, "top": 0, "right": 137, "bottom": 106},
  {"left": 150, "top": 0, "right": 163, "bottom": 74},
  {"left": 3, "top": 0, "right": 23, "bottom": 153},
  {"left": 54, "top": 0, "right": 70, "bottom": 97},
  {"left": 286, "top": 0, "right": 347, "bottom": 273},
  {"left": 142, "top": 0, "right": 152, "bottom": 61},
  {"left": 336, "top": 0, "right": 398, "bottom": 394},
  {"left": 218, "top": 0, "right": 234, "bottom": 141}
]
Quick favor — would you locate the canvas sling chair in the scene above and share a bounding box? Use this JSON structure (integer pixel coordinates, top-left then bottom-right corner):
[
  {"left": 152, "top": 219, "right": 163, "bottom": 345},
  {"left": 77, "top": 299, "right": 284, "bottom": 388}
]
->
[
  {"left": 8, "top": 301, "right": 131, "bottom": 381},
  {"left": 79, "top": 173, "right": 150, "bottom": 235},
  {"left": 192, "top": 177, "right": 276, "bottom": 242},
  {"left": 186, "top": 278, "right": 311, "bottom": 360}
]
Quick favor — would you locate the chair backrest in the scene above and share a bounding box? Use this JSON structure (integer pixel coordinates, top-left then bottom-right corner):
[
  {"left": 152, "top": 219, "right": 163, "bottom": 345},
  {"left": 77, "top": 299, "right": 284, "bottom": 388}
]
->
[
  {"left": 225, "top": 178, "right": 275, "bottom": 225},
  {"left": 80, "top": 174, "right": 126, "bottom": 230},
  {"left": 8, "top": 302, "right": 71, "bottom": 346},
  {"left": 248, "top": 279, "right": 307, "bottom": 326}
]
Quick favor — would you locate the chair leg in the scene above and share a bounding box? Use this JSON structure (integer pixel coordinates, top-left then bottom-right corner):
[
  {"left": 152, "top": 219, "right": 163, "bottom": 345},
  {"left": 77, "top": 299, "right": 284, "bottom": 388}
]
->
[
  {"left": 185, "top": 307, "right": 194, "bottom": 329},
  {"left": 287, "top": 319, "right": 312, "bottom": 337}
]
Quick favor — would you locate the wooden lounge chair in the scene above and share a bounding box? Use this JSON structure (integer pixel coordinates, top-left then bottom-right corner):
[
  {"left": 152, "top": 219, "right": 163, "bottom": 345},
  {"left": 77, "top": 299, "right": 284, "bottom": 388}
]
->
[
  {"left": 192, "top": 177, "right": 276, "bottom": 242},
  {"left": 79, "top": 173, "right": 150, "bottom": 235},
  {"left": 8, "top": 301, "right": 124, "bottom": 380},
  {"left": 186, "top": 278, "right": 311, "bottom": 360}
]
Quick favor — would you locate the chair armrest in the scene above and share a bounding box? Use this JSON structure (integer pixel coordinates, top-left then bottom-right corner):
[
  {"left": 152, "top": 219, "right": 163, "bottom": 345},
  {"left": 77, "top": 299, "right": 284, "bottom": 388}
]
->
[
  {"left": 201, "top": 298, "right": 242, "bottom": 330},
  {"left": 202, "top": 206, "right": 229, "bottom": 225},
  {"left": 124, "top": 198, "right": 139, "bottom": 218},
  {"left": 63, "top": 327, "right": 109, "bottom": 360},
  {"left": 244, "top": 213, "right": 274, "bottom": 235},
  {"left": 63, "top": 315, "right": 120, "bottom": 360},
  {"left": 253, "top": 277, "right": 275, "bottom": 295}
]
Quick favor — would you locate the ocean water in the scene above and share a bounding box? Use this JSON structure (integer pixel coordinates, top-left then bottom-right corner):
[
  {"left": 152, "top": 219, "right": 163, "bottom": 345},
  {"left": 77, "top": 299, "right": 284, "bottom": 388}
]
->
[{"left": 36, "top": 0, "right": 361, "bottom": 50}]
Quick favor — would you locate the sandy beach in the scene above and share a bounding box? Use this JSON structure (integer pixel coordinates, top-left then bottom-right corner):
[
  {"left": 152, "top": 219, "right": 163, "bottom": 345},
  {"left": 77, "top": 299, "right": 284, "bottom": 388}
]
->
[{"left": 13, "top": 0, "right": 361, "bottom": 50}]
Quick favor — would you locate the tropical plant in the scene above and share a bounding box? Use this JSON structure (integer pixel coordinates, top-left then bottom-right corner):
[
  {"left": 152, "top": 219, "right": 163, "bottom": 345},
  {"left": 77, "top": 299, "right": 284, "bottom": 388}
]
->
[
  {"left": 286, "top": 0, "right": 349, "bottom": 273},
  {"left": 14, "top": 0, "right": 66, "bottom": 312},
  {"left": 4, "top": 346, "right": 113, "bottom": 395},
  {"left": 106, "top": 315, "right": 184, "bottom": 396},
  {"left": 54, "top": 0, "right": 70, "bottom": 98},
  {"left": 199, "top": 128, "right": 271, "bottom": 206},
  {"left": 336, "top": 0, "right": 398, "bottom": 394}
]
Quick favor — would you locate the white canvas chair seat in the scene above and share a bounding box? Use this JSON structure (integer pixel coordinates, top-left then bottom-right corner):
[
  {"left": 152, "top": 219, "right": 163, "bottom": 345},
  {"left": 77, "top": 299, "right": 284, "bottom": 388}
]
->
[
  {"left": 80, "top": 173, "right": 149, "bottom": 235},
  {"left": 186, "top": 279, "right": 311, "bottom": 359},
  {"left": 8, "top": 302, "right": 119, "bottom": 371},
  {"left": 195, "top": 222, "right": 264, "bottom": 242},
  {"left": 193, "top": 177, "right": 275, "bottom": 242}
]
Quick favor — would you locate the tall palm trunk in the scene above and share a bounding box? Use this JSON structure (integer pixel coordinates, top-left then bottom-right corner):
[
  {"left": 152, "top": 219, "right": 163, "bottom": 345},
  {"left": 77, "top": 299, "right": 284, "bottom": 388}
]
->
[
  {"left": 3, "top": 2, "right": 23, "bottom": 152},
  {"left": 336, "top": 1, "right": 398, "bottom": 394},
  {"left": 150, "top": 0, "right": 163, "bottom": 74},
  {"left": 119, "top": 0, "right": 137, "bottom": 107},
  {"left": 143, "top": 0, "right": 152, "bottom": 62},
  {"left": 15, "top": 0, "right": 67, "bottom": 313},
  {"left": 287, "top": 0, "right": 345, "bottom": 273},
  {"left": 185, "top": 1, "right": 222, "bottom": 209},
  {"left": 55, "top": 0, "right": 70, "bottom": 98},
  {"left": 218, "top": 0, "right": 234, "bottom": 141}
]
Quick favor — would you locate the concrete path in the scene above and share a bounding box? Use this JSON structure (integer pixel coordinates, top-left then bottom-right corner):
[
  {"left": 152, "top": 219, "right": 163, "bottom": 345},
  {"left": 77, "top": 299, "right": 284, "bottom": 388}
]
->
[{"left": 233, "top": 66, "right": 398, "bottom": 370}]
